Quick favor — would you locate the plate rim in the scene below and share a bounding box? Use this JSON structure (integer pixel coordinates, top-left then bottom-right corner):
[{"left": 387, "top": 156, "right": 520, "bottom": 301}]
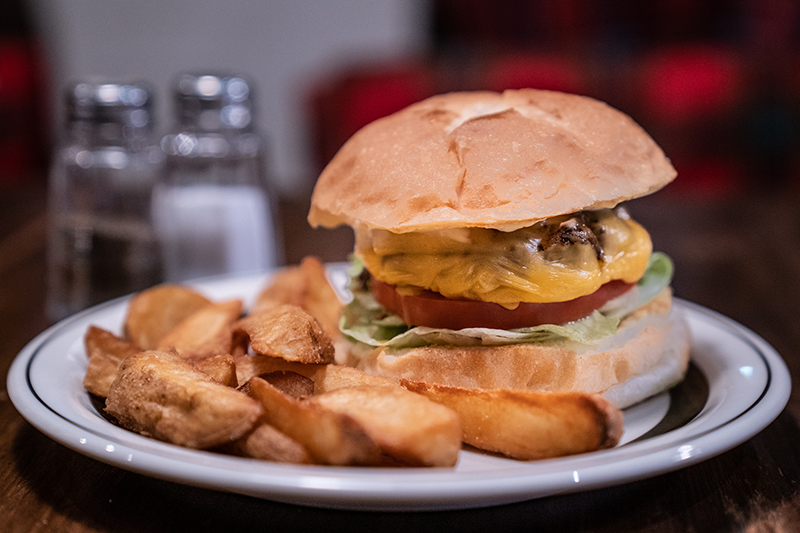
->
[{"left": 6, "top": 275, "right": 792, "bottom": 511}]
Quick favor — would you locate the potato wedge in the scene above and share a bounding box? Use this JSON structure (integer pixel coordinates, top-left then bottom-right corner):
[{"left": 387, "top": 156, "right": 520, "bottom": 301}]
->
[
  {"left": 234, "top": 355, "right": 321, "bottom": 385},
  {"left": 401, "top": 380, "right": 624, "bottom": 460},
  {"left": 83, "top": 326, "right": 139, "bottom": 398},
  {"left": 105, "top": 350, "right": 262, "bottom": 449},
  {"left": 227, "top": 422, "right": 313, "bottom": 464},
  {"left": 249, "top": 377, "right": 380, "bottom": 465},
  {"left": 254, "top": 256, "right": 342, "bottom": 339},
  {"left": 125, "top": 285, "right": 212, "bottom": 349},
  {"left": 191, "top": 353, "right": 238, "bottom": 387},
  {"left": 309, "top": 386, "right": 461, "bottom": 467},
  {"left": 234, "top": 356, "right": 396, "bottom": 393},
  {"left": 157, "top": 299, "right": 242, "bottom": 359},
  {"left": 260, "top": 371, "right": 315, "bottom": 398},
  {"left": 233, "top": 305, "right": 334, "bottom": 364},
  {"left": 237, "top": 370, "right": 314, "bottom": 399},
  {"left": 301, "top": 364, "right": 399, "bottom": 393}
]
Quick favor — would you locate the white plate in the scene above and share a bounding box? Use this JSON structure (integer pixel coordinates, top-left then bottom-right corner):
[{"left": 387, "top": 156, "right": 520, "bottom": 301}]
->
[{"left": 7, "top": 268, "right": 792, "bottom": 511}]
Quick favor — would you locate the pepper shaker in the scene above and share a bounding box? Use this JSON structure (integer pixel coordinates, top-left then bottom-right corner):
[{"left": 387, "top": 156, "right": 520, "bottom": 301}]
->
[{"left": 46, "top": 80, "right": 163, "bottom": 321}]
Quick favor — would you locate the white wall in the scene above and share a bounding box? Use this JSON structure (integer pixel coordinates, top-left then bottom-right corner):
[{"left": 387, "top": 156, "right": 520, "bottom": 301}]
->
[{"left": 30, "top": 0, "right": 430, "bottom": 196}]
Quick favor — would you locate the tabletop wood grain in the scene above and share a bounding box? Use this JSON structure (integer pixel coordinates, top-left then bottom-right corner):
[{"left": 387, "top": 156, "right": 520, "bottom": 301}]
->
[{"left": 1, "top": 181, "right": 798, "bottom": 532}]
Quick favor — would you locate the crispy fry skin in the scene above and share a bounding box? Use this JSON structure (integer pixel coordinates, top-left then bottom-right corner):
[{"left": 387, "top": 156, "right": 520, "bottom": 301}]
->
[
  {"left": 401, "top": 380, "right": 624, "bottom": 460},
  {"left": 156, "top": 300, "right": 242, "bottom": 359},
  {"left": 249, "top": 377, "right": 381, "bottom": 465},
  {"left": 253, "top": 257, "right": 342, "bottom": 340},
  {"left": 234, "top": 356, "right": 321, "bottom": 385},
  {"left": 226, "top": 422, "right": 314, "bottom": 464},
  {"left": 191, "top": 353, "right": 238, "bottom": 387},
  {"left": 309, "top": 386, "right": 461, "bottom": 467},
  {"left": 233, "top": 356, "right": 396, "bottom": 393},
  {"left": 237, "top": 371, "right": 315, "bottom": 399},
  {"left": 241, "top": 362, "right": 460, "bottom": 466},
  {"left": 233, "top": 305, "right": 335, "bottom": 364},
  {"left": 125, "top": 285, "right": 212, "bottom": 349},
  {"left": 299, "top": 364, "right": 398, "bottom": 393},
  {"left": 105, "top": 351, "right": 262, "bottom": 449},
  {"left": 83, "top": 326, "right": 139, "bottom": 398},
  {"left": 261, "top": 371, "right": 315, "bottom": 398}
]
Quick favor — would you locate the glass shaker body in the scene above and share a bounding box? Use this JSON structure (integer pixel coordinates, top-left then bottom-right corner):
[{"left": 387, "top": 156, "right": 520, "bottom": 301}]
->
[
  {"left": 46, "top": 82, "right": 162, "bottom": 321},
  {"left": 153, "top": 74, "right": 279, "bottom": 282}
]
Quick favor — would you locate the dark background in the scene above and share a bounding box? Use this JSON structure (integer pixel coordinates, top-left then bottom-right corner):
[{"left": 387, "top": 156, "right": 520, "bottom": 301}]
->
[{"left": 1, "top": 0, "right": 799, "bottom": 199}]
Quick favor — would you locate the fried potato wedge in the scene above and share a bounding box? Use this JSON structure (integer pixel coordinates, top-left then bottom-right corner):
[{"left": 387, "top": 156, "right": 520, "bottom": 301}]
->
[
  {"left": 191, "top": 353, "right": 238, "bottom": 387},
  {"left": 125, "top": 285, "right": 212, "bottom": 349},
  {"left": 254, "top": 256, "right": 342, "bottom": 339},
  {"left": 301, "top": 364, "right": 398, "bottom": 394},
  {"left": 83, "top": 326, "right": 139, "bottom": 398},
  {"left": 157, "top": 299, "right": 242, "bottom": 359},
  {"left": 105, "top": 351, "right": 262, "bottom": 449},
  {"left": 233, "top": 305, "right": 334, "bottom": 364},
  {"left": 309, "top": 386, "right": 461, "bottom": 467},
  {"left": 233, "top": 356, "right": 396, "bottom": 393},
  {"left": 234, "top": 356, "right": 320, "bottom": 385},
  {"left": 226, "top": 422, "right": 313, "bottom": 464},
  {"left": 249, "top": 377, "right": 381, "bottom": 465},
  {"left": 401, "top": 380, "right": 624, "bottom": 460},
  {"left": 237, "top": 370, "right": 314, "bottom": 398},
  {"left": 261, "top": 371, "right": 315, "bottom": 398}
]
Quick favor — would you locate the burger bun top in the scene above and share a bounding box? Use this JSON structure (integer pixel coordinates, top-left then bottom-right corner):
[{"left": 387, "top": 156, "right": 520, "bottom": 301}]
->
[{"left": 309, "top": 89, "right": 676, "bottom": 233}]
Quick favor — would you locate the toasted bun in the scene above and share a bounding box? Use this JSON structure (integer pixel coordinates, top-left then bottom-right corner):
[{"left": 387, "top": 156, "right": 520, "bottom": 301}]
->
[
  {"left": 309, "top": 89, "right": 676, "bottom": 232},
  {"left": 345, "top": 290, "right": 691, "bottom": 409}
]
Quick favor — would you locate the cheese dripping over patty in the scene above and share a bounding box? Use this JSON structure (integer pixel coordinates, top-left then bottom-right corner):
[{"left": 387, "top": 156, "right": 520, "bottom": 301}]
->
[{"left": 355, "top": 207, "right": 652, "bottom": 308}]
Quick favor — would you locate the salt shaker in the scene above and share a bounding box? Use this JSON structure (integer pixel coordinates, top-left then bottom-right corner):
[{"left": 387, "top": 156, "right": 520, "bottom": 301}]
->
[
  {"left": 46, "top": 80, "right": 163, "bottom": 321},
  {"left": 152, "top": 74, "right": 279, "bottom": 282}
]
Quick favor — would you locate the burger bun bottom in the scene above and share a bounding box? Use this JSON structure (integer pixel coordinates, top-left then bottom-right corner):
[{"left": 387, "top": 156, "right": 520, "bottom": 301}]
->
[{"left": 345, "top": 290, "right": 691, "bottom": 409}]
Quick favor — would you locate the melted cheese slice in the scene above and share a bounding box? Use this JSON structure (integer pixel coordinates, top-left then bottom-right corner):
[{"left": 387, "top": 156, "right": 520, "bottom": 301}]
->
[{"left": 355, "top": 209, "right": 652, "bottom": 307}]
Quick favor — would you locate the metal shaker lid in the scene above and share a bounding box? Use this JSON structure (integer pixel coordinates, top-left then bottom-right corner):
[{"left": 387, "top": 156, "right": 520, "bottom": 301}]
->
[
  {"left": 173, "top": 74, "right": 253, "bottom": 131},
  {"left": 66, "top": 79, "right": 154, "bottom": 127}
]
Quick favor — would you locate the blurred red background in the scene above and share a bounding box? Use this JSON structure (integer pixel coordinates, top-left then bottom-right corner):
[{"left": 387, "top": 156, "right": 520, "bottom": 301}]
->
[
  {"left": 0, "top": 0, "right": 48, "bottom": 186},
  {"left": 2, "top": 0, "right": 799, "bottom": 198},
  {"left": 307, "top": 0, "right": 800, "bottom": 197}
]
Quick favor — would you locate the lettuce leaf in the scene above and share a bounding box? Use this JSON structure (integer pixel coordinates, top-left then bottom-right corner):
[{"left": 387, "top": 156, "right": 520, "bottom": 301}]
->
[{"left": 341, "top": 252, "right": 674, "bottom": 349}]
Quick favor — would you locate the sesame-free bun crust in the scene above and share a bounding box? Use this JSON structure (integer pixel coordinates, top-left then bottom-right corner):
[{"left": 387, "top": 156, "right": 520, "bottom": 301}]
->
[
  {"left": 309, "top": 89, "right": 677, "bottom": 232},
  {"left": 346, "top": 290, "right": 691, "bottom": 409}
]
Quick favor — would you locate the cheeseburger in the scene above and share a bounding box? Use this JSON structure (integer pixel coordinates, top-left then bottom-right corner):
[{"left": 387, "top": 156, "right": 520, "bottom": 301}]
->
[{"left": 308, "top": 89, "right": 690, "bottom": 409}]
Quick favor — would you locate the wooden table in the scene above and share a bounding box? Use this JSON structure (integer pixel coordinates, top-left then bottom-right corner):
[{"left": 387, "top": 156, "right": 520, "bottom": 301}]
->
[{"left": 1, "top": 180, "right": 799, "bottom": 531}]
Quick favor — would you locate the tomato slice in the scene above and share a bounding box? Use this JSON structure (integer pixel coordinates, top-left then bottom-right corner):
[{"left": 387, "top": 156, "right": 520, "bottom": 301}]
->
[{"left": 371, "top": 277, "right": 635, "bottom": 330}]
